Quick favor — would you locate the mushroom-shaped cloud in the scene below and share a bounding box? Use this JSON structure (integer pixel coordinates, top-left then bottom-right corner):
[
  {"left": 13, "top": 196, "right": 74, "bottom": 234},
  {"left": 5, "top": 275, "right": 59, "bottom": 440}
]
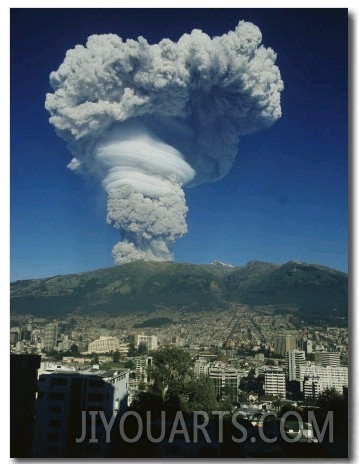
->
[{"left": 45, "top": 20, "right": 283, "bottom": 264}]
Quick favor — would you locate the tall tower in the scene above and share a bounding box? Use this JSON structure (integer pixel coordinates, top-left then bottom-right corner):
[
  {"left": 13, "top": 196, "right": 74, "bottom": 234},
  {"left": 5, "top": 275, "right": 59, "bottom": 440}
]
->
[
  {"left": 43, "top": 323, "right": 58, "bottom": 352},
  {"left": 264, "top": 368, "right": 286, "bottom": 398},
  {"left": 273, "top": 335, "right": 297, "bottom": 356},
  {"left": 285, "top": 349, "right": 306, "bottom": 381}
]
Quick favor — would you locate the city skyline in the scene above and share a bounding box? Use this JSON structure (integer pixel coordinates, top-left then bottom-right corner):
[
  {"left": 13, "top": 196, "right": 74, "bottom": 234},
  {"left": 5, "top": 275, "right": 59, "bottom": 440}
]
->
[{"left": 10, "top": 8, "right": 348, "bottom": 281}]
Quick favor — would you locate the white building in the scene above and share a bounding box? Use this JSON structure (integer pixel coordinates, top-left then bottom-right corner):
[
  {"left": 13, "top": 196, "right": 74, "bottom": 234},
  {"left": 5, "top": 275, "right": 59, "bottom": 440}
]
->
[
  {"left": 194, "top": 359, "right": 210, "bottom": 377},
  {"left": 33, "top": 366, "right": 129, "bottom": 458},
  {"left": 305, "top": 340, "right": 313, "bottom": 354},
  {"left": 264, "top": 368, "right": 286, "bottom": 398},
  {"left": 136, "top": 334, "right": 158, "bottom": 351},
  {"left": 128, "top": 356, "right": 154, "bottom": 406},
  {"left": 285, "top": 349, "right": 306, "bottom": 381},
  {"left": 314, "top": 351, "right": 340, "bottom": 367},
  {"left": 207, "top": 362, "right": 239, "bottom": 402},
  {"left": 134, "top": 356, "right": 153, "bottom": 383},
  {"left": 303, "top": 375, "right": 321, "bottom": 399},
  {"left": 299, "top": 364, "right": 348, "bottom": 397},
  {"left": 88, "top": 336, "right": 119, "bottom": 353}
]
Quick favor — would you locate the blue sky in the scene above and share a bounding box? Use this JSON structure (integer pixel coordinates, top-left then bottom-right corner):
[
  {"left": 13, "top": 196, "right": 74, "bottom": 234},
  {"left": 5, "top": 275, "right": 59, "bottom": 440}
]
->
[{"left": 10, "top": 8, "right": 348, "bottom": 281}]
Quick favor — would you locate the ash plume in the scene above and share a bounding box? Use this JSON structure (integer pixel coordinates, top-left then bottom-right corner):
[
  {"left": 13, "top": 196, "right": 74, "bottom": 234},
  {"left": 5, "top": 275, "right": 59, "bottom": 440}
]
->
[{"left": 45, "top": 20, "right": 283, "bottom": 264}]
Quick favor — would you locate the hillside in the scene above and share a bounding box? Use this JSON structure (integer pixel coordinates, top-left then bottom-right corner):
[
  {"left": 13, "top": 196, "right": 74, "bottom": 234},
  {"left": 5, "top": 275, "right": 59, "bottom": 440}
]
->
[{"left": 10, "top": 260, "right": 348, "bottom": 322}]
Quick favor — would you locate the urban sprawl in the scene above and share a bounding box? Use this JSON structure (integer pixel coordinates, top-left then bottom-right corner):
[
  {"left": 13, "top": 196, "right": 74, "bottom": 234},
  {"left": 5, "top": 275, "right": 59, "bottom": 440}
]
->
[{"left": 11, "top": 303, "right": 348, "bottom": 458}]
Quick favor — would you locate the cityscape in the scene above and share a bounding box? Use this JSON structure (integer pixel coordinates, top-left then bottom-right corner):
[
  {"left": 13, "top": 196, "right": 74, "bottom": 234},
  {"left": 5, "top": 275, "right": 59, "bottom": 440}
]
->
[{"left": 11, "top": 303, "right": 348, "bottom": 458}]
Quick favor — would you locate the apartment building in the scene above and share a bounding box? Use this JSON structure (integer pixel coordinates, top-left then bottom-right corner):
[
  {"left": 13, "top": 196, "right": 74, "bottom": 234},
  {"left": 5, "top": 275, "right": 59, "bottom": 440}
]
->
[
  {"left": 136, "top": 334, "right": 158, "bottom": 351},
  {"left": 88, "top": 336, "right": 120, "bottom": 353},
  {"left": 264, "top": 367, "right": 286, "bottom": 398},
  {"left": 33, "top": 367, "right": 129, "bottom": 458},
  {"left": 285, "top": 349, "right": 306, "bottom": 381},
  {"left": 299, "top": 364, "right": 348, "bottom": 398}
]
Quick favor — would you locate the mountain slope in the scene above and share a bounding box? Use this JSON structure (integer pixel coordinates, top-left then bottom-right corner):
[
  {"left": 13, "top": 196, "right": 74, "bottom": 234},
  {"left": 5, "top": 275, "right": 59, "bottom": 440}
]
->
[
  {"left": 10, "top": 260, "right": 348, "bottom": 320},
  {"left": 222, "top": 261, "right": 347, "bottom": 314}
]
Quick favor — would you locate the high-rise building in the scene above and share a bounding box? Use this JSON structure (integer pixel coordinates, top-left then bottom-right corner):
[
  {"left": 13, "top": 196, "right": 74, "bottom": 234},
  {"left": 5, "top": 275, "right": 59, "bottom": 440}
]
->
[
  {"left": 194, "top": 359, "right": 210, "bottom": 377},
  {"left": 299, "top": 364, "right": 348, "bottom": 397},
  {"left": 303, "top": 375, "right": 321, "bottom": 399},
  {"left": 134, "top": 356, "right": 153, "bottom": 383},
  {"left": 305, "top": 339, "right": 313, "bottom": 354},
  {"left": 208, "top": 362, "right": 239, "bottom": 403},
  {"left": 43, "top": 323, "right": 58, "bottom": 352},
  {"left": 88, "top": 336, "right": 120, "bottom": 353},
  {"left": 264, "top": 367, "right": 286, "bottom": 398},
  {"left": 273, "top": 335, "right": 297, "bottom": 356},
  {"left": 10, "top": 329, "right": 20, "bottom": 346},
  {"left": 285, "top": 349, "right": 306, "bottom": 381},
  {"left": 314, "top": 351, "right": 340, "bottom": 367},
  {"left": 33, "top": 367, "right": 129, "bottom": 458},
  {"left": 136, "top": 334, "right": 158, "bottom": 351},
  {"left": 10, "top": 354, "right": 41, "bottom": 457}
]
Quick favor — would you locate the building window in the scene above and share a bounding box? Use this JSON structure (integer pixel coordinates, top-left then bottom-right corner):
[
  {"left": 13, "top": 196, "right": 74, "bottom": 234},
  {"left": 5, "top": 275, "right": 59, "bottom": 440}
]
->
[
  {"left": 87, "top": 393, "right": 104, "bottom": 402},
  {"left": 89, "top": 378, "right": 104, "bottom": 388},
  {"left": 49, "top": 419, "right": 61, "bottom": 427},
  {"left": 51, "top": 377, "right": 68, "bottom": 387},
  {"left": 49, "top": 391, "right": 65, "bottom": 401},
  {"left": 46, "top": 446, "right": 58, "bottom": 456},
  {"left": 50, "top": 406, "right": 62, "bottom": 414},
  {"left": 47, "top": 432, "right": 60, "bottom": 441}
]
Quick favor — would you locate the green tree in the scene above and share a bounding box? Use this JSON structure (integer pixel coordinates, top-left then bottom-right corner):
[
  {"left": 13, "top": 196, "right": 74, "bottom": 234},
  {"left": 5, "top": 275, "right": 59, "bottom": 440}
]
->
[
  {"left": 91, "top": 354, "right": 99, "bottom": 365},
  {"left": 127, "top": 342, "right": 137, "bottom": 357},
  {"left": 272, "top": 397, "right": 283, "bottom": 413},
  {"left": 124, "top": 359, "right": 135, "bottom": 369},
  {"left": 70, "top": 344, "right": 79, "bottom": 356},
  {"left": 184, "top": 375, "right": 218, "bottom": 414},
  {"left": 112, "top": 350, "right": 120, "bottom": 363},
  {"left": 316, "top": 387, "right": 344, "bottom": 412},
  {"left": 265, "top": 358, "right": 275, "bottom": 366},
  {"left": 137, "top": 342, "right": 148, "bottom": 356},
  {"left": 148, "top": 346, "right": 194, "bottom": 404},
  {"left": 237, "top": 390, "right": 248, "bottom": 404},
  {"left": 313, "top": 387, "right": 348, "bottom": 443}
]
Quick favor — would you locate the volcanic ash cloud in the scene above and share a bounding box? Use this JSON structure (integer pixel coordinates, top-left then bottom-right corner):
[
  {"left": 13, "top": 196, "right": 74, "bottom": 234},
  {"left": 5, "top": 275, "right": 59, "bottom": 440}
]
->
[{"left": 45, "top": 20, "right": 284, "bottom": 264}]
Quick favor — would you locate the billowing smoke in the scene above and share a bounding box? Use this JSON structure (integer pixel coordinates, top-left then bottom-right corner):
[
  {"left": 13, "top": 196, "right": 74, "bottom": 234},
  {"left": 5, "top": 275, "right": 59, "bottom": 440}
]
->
[{"left": 45, "top": 20, "right": 283, "bottom": 264}]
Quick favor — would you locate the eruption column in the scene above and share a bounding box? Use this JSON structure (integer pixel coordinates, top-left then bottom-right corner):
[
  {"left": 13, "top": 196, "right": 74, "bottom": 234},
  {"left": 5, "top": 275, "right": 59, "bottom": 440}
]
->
[{"left": 94, "top": 120, "right": 195, "bottom": 263}]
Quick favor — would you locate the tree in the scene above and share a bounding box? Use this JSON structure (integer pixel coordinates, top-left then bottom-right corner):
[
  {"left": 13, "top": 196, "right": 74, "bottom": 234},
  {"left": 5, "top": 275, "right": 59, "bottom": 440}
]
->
[
  {"left": 91, "top": 354, "right": 99, "bottom": 365},
  {"left": 112, "top": 350, "right": 120, "bottom": 363},
  {"left": 219, "top": 395, "right": 234, "bottom": 413},
  {"left": 137, "top": 342, "right": 148, "bottom": 356},
  {"left": 127, "top": 342, "right": 137, "bottom": 357},
  {"left": 272, "top": 397, "right": 283, "bottom": 413},
  {"left": 237, "top": 391, "right": 249, "bottom": 404},
  {"left": 148, "top": 346, "right": 194, "bottom": 404},
  {"left": 313, "top": 387, "right": 348, "bottom": 443},
  {"left": 70, "top": 344, "right": 79, "bottom": 356},
  {"left": 316, "top": 387, "right": 345, "bottom": 413},
  {"left": 184, "top": 375, "right": 218, "bottom": 414},
  {"left": 265, "top": 359, "right": 275, "bottom": 366},
  {"left": 124, "top": 359, "right": 135, "bottom": 369}
]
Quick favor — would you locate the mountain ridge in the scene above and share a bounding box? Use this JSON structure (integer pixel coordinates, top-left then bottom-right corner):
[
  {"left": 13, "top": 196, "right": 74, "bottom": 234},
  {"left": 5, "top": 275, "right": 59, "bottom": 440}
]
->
[{"left": 10, "top": 260, "right": 348, "bottom": 322}]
